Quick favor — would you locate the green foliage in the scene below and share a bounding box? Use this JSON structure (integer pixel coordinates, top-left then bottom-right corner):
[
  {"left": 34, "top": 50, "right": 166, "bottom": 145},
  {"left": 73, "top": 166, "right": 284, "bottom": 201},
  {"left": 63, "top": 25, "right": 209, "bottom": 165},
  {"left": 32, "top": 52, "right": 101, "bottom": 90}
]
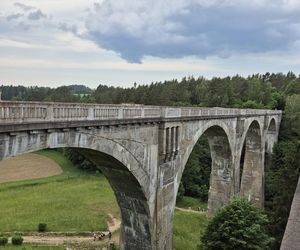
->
[
  {"left": 285, "top": 94, "right": 300, "bottom": 136},
  {"left": 181, "top": 137, "right": 211, "bottom": 202},
  {"left": 11, "top": 235, "right": 23, "bottom": 245},
  {"left": 176, "top": 196, "right": 207, "bottom": 211},
  {"left": 63, "top": 148, "right": 98, "bottom": 172},
  {"left": 265, "top": 140, "right": 300, "bottom": 248},
  {"left": 0, "top": 235, "right": 8, "bottom": 246},
  {"left": 38, "top": 223, "right": 47, "bottom": 232},
  {"left": 201, "top": 198, "right": 273, "bottom": 250}
]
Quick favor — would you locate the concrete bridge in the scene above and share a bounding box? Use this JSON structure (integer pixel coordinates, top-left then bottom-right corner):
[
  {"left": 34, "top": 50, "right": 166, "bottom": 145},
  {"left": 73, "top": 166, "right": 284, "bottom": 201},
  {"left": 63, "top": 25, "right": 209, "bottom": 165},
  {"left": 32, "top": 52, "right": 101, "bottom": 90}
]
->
[{"left": 0, "top": 101, "right": 282, "bottom": 250}]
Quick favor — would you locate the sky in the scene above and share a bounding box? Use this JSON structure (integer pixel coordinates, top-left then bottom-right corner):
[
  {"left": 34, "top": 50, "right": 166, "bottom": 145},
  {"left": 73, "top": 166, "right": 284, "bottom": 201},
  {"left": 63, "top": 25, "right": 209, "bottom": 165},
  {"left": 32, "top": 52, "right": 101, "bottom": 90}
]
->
[{"left": 0, "top": 0, "right": 300, "bottom": 88}]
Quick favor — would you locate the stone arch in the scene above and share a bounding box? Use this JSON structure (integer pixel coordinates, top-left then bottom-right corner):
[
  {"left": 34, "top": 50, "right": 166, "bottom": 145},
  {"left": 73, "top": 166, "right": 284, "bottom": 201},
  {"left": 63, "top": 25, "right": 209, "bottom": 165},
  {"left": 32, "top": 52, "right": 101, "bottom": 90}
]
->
[
  {"left": 177, "top": 120, "right": 234, "bottom": 216},
  {"left": 0, "top": 130, "right": 154, "bottom": 250},
  {"left": 265, "top": 118, "right": 277, "bottom": 153},
  {"left": 240, "top": 120, "right": 264, "bottom": 207}
]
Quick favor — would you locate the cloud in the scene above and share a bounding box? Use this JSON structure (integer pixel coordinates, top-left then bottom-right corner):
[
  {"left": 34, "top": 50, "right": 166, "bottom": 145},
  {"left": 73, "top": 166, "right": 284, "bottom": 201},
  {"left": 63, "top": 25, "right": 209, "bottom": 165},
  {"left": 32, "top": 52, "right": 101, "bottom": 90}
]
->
[
  {"left": 14, "top": 2, "right": 35, "bottom": 12},
  {"left": 28, "top": 10, "right": 47, "bottom": 20},
  {"left": 83, "top": 0, "right": 300, "bottom": 63},
  {"left": 6, "top": 13, "right": 23, "bottom": 21}
]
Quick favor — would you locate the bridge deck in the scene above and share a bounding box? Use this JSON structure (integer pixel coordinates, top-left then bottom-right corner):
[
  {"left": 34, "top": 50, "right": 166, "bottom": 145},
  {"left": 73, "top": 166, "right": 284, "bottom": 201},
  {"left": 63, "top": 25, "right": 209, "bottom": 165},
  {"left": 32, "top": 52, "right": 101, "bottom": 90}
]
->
[{"left": 0, "top": 101, "right": 281, "bottom": 132}]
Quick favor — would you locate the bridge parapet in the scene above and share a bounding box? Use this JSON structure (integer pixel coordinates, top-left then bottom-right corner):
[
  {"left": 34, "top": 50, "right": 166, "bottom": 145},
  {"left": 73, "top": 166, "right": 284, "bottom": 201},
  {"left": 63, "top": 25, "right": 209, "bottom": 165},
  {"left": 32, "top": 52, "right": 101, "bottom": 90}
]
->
[{"left": 0, "top": 101, "right": 281, "bottom": 124}]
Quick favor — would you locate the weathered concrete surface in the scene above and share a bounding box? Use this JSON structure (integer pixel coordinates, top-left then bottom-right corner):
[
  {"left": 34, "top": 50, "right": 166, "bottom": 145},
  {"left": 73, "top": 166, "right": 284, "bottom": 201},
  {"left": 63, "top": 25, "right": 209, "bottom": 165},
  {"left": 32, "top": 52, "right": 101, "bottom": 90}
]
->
[
  {"left": 240, "top": 120, "right": 264, "bottom": 208},
  {"left": 281, "top": 175, "right": 300, "bottom": 250},
  {"left": 0, "top": 101, "right": 282, "bottom": 250}
]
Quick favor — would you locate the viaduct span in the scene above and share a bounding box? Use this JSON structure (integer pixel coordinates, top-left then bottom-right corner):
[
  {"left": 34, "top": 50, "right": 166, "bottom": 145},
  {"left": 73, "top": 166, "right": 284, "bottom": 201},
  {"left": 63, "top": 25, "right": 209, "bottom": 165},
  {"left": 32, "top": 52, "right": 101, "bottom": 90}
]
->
[{"left": 0, "top": 101, "right": 282, "bottom": 250}]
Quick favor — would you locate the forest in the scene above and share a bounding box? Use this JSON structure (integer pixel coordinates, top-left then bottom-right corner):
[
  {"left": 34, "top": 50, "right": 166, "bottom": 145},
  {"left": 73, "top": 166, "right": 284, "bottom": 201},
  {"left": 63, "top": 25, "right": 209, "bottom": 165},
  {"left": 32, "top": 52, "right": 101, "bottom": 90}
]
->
[{"left": 1, "top": 71, "right": 300, "bottom": 249}]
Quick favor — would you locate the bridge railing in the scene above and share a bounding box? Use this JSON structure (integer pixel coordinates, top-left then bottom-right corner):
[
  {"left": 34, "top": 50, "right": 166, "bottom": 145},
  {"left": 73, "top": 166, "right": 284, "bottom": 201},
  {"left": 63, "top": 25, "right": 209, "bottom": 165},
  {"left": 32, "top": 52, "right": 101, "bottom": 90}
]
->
[{"left": 0, "top": 101, "right": 282, "bottom": 124}]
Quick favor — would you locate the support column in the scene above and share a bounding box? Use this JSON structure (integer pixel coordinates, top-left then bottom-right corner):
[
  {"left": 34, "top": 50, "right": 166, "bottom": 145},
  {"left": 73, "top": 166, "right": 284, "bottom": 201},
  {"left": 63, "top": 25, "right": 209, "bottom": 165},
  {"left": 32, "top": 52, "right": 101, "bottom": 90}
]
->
[
  {"left": 240, "top": 124, "right": 264, "bottom": 208},
  {"left": 155, "top": 161, "right": 177, "bottom": 250},
  {"left": 207, "top": 132, "right": 233, "bottom": 216},
  {"left": 79, "top": 149, "right": 154, "bottom": 250}
]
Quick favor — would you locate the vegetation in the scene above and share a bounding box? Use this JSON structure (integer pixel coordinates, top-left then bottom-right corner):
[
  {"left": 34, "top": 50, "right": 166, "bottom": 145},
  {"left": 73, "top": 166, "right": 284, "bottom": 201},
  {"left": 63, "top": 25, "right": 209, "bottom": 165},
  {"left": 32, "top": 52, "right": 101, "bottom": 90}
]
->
[
  {"left": 201, "top": 198, "right": 273, "bottom": 250},
  {"left": 11, "top": 235, "right": 24, "bottom": 245},
  {"left": 38, "top": 223, "right": 47, "bottom": 233},
  {"left": 0, "top": 150, "right": 118, "bottom": 232},
  {"left": 173, "top": 210, "right": 208, "bottom": 250},
  {"left": 176, "top": 196, "right": 207, "bottom": 211},
  {"left": 0, "top": 234, "right": 8, "bottom": 246},
  {"left": 1, "top": 245, "right": 64, "bottom": 250}
]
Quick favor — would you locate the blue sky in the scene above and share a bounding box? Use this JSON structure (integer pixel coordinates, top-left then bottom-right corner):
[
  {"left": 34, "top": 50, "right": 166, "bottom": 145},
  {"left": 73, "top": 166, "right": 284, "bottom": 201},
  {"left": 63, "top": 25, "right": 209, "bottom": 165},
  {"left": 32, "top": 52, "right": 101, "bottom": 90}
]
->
[{"left": 1, "top": 0, "right": 300, "bottom": 88}]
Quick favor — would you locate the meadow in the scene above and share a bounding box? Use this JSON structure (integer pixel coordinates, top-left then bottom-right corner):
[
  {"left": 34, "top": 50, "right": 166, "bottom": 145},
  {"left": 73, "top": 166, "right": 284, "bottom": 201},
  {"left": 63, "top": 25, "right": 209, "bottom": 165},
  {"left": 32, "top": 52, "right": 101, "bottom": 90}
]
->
[{"left": 0, "top": 150, "right": 208, "bottom": 249}]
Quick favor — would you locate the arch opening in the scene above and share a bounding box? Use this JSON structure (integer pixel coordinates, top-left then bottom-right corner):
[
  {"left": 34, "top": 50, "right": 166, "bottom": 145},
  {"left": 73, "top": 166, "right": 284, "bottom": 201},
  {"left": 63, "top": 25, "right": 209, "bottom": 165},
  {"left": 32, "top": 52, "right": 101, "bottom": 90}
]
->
[
  {"left": 240, "top": 120, "right": 264, "bottom": 208},
  {"left": 177, "top": 125, "right": 233, "bottom": 216},
  {"left": 265, "top": 118, "right": 277, "bottom": 170}
]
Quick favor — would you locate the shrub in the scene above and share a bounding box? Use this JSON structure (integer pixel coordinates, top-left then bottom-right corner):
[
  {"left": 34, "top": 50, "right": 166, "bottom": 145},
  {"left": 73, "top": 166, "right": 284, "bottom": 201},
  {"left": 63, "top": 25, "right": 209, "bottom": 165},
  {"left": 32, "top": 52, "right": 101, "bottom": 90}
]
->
[
  {"left": 38, "top": 223, "right": 47, "bottom": 232},
  {"left": 0, "top": 235, "right": 8, "bottom": 246},
  {"left": 201, "top": 198, "right": 273, "bottom": 250},
  {"left": 11, "top": 235, "right": 23, "bottom": 245}
]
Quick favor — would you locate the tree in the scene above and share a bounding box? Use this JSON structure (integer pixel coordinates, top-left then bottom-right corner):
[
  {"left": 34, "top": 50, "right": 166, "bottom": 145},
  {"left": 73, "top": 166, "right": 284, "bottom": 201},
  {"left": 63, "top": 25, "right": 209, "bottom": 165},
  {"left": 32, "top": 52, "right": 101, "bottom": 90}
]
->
[
  {"left": 201, "top": 198, "right": 273, "bottom": 250},
  {"left": 285, "top": 94, "right": 300, "bottom": 136}
]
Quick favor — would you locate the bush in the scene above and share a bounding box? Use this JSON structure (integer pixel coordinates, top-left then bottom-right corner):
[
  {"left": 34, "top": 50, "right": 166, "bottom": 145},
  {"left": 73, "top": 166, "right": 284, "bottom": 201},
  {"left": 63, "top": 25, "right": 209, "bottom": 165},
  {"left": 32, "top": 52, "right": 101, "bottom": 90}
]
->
[
  {"left": 201, "top": 198, "right": 273, "bottom": 250},
  {"left": 11, "top": 235, "right": 23, "bottom": 245},
  {"left": 0, "top": 235, "right": 8, "bottom": 246},
  {"left": 38, "top": 223, "right": 47, "bottom": 232}
]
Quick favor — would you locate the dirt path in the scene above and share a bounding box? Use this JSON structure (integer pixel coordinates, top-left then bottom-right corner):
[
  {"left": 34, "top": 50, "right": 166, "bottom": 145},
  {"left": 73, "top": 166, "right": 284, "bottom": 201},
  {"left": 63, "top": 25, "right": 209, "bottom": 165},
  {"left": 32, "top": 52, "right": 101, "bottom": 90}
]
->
[
  {"left": 175, "top": 206, "right": 207, "bottom": 214},
  {"left": 18, "top": 215, "right": 122, "bottom": 246},
  {"left": 0, "top": 153, "right": 62, "bottom": 183},
  {"left": 107, "top": 213, "right": 121, "bottom": 232}
]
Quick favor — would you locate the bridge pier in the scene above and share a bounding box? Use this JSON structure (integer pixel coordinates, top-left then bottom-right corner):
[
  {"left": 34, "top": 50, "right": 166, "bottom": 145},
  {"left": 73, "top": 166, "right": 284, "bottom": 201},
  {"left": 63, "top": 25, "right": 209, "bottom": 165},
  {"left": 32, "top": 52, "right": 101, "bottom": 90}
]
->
[
  {"left": 240, "top": 121, "right": 264, "bottom": 207},
  {"left": 206, "top": 128, "right": 234, "bottom": 216}
]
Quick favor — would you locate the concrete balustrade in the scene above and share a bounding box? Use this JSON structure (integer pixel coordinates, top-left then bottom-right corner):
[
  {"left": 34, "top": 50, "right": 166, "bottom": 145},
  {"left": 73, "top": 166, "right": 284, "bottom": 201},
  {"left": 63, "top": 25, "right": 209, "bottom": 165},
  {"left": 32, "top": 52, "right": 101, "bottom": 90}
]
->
[{"left": 0, "top": 101, "right": 281, "bottom": 125}]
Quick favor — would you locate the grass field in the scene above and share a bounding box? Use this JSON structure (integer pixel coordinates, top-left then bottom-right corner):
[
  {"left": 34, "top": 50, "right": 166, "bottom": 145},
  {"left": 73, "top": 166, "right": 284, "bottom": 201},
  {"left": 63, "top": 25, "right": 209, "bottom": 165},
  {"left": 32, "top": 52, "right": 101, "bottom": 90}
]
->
[
  {"left": 173, "top": 210, "right": 208, "bottom": 250},
  {"left": 1, "top": 245, "right": 64, "bottom": 250},
  {"left": 176, "top": 196, "right": 207, "bottom": 211},
  {"left": 0, "top": 150, "right": 119, "bottom": 232},
  {"left": 0, "top": 150, "right": 208, "bottom": 249}
]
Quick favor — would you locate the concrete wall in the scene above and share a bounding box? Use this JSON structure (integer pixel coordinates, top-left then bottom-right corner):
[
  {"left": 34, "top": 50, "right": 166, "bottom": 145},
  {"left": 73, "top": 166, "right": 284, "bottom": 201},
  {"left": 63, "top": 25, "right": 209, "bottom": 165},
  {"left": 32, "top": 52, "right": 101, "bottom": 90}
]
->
[{"left": 281, "top": 175, "right": 300, "bottom": 250}]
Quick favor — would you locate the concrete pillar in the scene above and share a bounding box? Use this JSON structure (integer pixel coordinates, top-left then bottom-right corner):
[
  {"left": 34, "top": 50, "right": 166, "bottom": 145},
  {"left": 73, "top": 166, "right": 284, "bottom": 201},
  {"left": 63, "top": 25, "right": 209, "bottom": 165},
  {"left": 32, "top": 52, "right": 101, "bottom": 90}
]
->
[
  {"left": 240, "top": 123, "right": 264, "bottom": 208},
  {"left": 206, "top": 131, "right": 233, "bottom": 216},
  {"left": 155, "top": 161, "right": 176, "bottom": 250},
  {"left": 79, "top": 149, "right": 154, "bottom": 250},
  {"left": 281, "top": 175, "right": 300, "bottom": 250}
]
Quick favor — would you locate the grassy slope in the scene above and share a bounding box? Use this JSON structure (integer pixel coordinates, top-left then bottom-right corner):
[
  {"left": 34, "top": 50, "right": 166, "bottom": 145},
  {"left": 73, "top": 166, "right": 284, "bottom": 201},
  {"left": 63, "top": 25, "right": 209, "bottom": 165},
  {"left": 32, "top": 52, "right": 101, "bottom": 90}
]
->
[
  {"left": 0, "top": 150, "right": 119, "bottom": 232},
  {"left": 173, "top": 210, "right": 208, "bottom": 250},
  {"left": 2, "top": 245, "right": 64, "bottom": 250},
  {"left": 0, "top": 150, "right": 208, "bottom": 249},
  {"left": 176, "top": 196, "right": 207, "bottom": 211}
]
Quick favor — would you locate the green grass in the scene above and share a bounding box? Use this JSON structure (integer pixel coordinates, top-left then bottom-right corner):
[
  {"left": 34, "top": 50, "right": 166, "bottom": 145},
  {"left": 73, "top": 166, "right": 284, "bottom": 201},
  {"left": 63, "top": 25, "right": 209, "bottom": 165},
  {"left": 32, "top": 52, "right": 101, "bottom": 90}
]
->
[
  {"left": 173, "top": 210, "right": 208, "bottom": 250},
  {"left": 1, "top": 245, "right": 64, "bottom": 250},
  {"left": 176, "top": 196, "right": 207, "bottom": 211},
  {"left": 0, "top": 150, "right": 119, "bottom": 232}
]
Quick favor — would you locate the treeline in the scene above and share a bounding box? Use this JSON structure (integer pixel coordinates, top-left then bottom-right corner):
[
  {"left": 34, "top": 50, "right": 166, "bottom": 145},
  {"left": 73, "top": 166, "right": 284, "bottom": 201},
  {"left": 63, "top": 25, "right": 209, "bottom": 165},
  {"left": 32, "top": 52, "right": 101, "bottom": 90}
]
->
[
  {"left": 1, "top": 72, "right": 299, "bottom": 109},
  {"left": 2, "top": 72, "right": 300, "bottom": 249},
  {"left": 0, "top": 84, "right": 94, "bottom": 102}
]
